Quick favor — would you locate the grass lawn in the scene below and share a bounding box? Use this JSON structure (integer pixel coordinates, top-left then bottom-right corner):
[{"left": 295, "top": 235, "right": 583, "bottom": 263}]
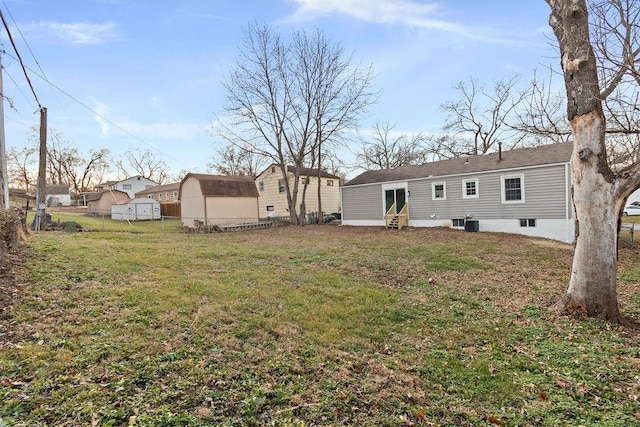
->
[{"left": 1, "top": 224, "right": 639, "bottom": 426}]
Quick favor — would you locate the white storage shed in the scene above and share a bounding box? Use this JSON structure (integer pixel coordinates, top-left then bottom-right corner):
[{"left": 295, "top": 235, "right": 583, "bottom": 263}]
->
[{"left": 111, "top": 198, "right": 161, "bottom": 221}]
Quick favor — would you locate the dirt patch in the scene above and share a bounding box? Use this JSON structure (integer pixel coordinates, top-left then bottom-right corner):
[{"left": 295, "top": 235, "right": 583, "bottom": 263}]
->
[{"left": 529, "top": 238, "right": 574, "bottom": 250}]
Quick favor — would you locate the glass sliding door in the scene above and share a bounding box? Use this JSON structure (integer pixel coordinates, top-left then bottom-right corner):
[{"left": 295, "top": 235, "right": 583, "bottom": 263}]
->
[{"left": 385, "top": 188, "right": 406, "bottom": 215}]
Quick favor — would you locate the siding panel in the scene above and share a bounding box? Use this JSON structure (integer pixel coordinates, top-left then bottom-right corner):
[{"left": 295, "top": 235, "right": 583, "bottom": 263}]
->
[
  {"left": 407, "top": 164, "right": 569, "bottom": 221},
  {"left": 342, "top": 185, "right": 382, "bottom": 220}
]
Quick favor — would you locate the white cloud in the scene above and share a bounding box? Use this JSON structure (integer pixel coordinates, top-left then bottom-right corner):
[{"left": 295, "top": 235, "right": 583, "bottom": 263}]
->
[
  {"left": 30, "top": 21, "right": 119, "bottom": 45},
  {"left": 93, "top": 101, "right": 111, "bottom": 137},
  {"left": 286, "top": 0, "right": 534, "bottom": 44},
  {"left": 287, "top": 0, "right": 467, "bottom": 33}
]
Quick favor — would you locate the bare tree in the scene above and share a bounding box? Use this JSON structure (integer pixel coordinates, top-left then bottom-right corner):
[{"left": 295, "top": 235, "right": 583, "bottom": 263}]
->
[
  {"left": 43, "top": 129, "right": 80, "bottom": 186},
  {"left": 68, "top": 148, "right": 110, "bottom": 193},
  {"left": 438, "top": 75, "right": 527, "bottom": 157},
  {"left": 512, "top": 70, "right": 573, "bottom": 145},
  {"left": 513, "top": 68, "right": 640, "bottom": 167},
  {"left": 357, "top": 121, "right": 430, "bottom": 169},
  {"left": 545, "top": 0, "right": 640, "bottom": 322},
  {"left": 208, "top": 142, "right": 268, "bottom": 178},
  {"left": 7, "top": 146, "right": 37, "bottom": 192},
  {"left": 216, "top": 24, "right": 375, "bottom": 224},
  {"left": 30, "top": 128, "right": 110, "bottom": 193},
  {"left": 115, "top": 148, "right": 168, "bottom": 184}
]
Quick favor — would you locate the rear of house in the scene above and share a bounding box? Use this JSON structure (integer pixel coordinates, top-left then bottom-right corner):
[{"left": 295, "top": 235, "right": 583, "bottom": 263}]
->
[
  {"left": 341, "top": 143, "right": 575, "bottom": 243},
  {"left": 255, "top": 165, "right": 341, "bottom": 218},
  {"left": 180, "top": 173, "right": 259, "bottom": 227}
]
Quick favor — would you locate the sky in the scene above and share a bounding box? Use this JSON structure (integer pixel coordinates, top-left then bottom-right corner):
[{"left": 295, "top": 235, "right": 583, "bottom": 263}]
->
[{"left": 0, "top": 0, "right": 559, "bottom": 181}]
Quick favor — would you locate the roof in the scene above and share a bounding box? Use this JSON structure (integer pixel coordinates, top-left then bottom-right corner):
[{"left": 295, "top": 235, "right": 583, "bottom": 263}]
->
[
  {"left": 45, "top": 184, "right": 70, "bottom": 194},
  {"left": 287, "top": 166, "right": 340, "bottom": 180},
  {"left": 113, "top": 197, "right": 160, "bottom": 205},
  {"left": 85, "top": 190, "right": 129, "bottom": 202},
  {"left": 135, "top": 182, "right": 180, "bottom": 196},
  {"left": 116, "top": 175, "right": 159, "bottom": 185},
  {"left": 257, "top": 164, "right": 340, "bottom": 180},
  {"left": 345, "top": 142, "right": 574, "bottom": 186},
  {"left": 182, "top": 173, "right": 259, "bottom": 197}
]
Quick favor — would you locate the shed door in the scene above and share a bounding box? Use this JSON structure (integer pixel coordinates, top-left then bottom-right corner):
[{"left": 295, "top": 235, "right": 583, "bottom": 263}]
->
[
  {"left": 136, "top": 203, "right": 153, "bottom": 219},
  {"left": 385, "top": 188, "right": 406, "bottom": 215}
]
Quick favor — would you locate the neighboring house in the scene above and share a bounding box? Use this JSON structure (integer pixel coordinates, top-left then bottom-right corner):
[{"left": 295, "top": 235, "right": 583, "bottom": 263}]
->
[
  {"left": 86, "top": 190, "right": 130, "bottom": 215},
  {"left": 180, "top": 173, "right": 259, "bottom": 227},
  {"left": 135, "top": 182, "right": 181, "bottom": 218},
  {"left": 45, "top": 184, "right": 72, "bottom": 206},
  {"left": 341, "top": 142, "right": 576, "bottom": 243},
  {"left": 112, "top": 198, "right": 161, "bottom": 221},
  {"left": 106, "top": 176, "right": 159, "bottom": 198},
  {"left": 94, "top": 181, "right": 117, "bottom": 192},
  {"left": 255, "top": 164, "right": 341, "bottom": 218},
  {"left": 135, "top": 182, "right": 180, "bottom": 202}
]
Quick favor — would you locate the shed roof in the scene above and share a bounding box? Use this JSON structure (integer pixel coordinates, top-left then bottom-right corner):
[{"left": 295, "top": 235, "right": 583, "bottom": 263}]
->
[
  {"left": 85, "top": 190, "right": 129, "bottom": 202},
  {"left": 182, "top": 173, "right": 259, "bottom": 197},
  {"left": 345, "top": 142, "right": 574, "bottom": 186}
]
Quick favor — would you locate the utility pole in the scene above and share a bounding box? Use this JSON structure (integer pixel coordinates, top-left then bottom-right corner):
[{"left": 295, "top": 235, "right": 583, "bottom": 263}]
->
[
  {"left": 34, "top": 107, "right": 47, "bottom": 230},
  {"left": 0, "top": 54, "right": 9, "bottom": 209}
]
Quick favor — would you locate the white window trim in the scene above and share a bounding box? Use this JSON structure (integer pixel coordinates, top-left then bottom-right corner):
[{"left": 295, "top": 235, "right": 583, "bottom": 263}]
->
[
  {"left": 501, "top": 174, "right": 525, "bottom": 204},
  {"left": 462, "top": 178, "right": 479, "bottom": 199},
  {"left": 432, "top": 182, "right": 446, "bottom": 200}
]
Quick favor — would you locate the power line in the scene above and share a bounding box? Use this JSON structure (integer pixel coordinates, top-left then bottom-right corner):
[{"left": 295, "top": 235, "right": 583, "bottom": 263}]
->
[
  {"left": 3, "top": 65, "right": 35, "bottom": 110},
  {"left": 0, "top": 8, "right": 41, "bottom": 109},
  {"left": 1, "top": 1, "right": 47, "bottom": 80},
  {"left": 2, "top": 51, "right": 191, "bottom": 168},
  {"left": 1, "top": 1, "right": 67, "bottom": 116},
  {"left": 0, "top": 4, "right": 189, "bottom": 170}
]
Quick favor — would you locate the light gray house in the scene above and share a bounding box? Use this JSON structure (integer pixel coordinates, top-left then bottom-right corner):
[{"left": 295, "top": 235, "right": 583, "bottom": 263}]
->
[{"left": 341, "top": 142, "right": 575, "bottom": 243}]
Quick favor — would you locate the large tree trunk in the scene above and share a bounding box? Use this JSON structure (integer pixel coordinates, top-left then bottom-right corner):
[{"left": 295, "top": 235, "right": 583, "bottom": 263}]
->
[
  {"left": 553, "top": 111, "right": 621, "bottom": 322},
  {"left": 547, "top": 0, "right": 621, "bottom": 322}
]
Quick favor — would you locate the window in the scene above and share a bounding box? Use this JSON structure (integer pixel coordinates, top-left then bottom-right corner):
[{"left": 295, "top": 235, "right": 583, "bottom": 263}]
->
[
  {"left": 271, "top": 166, "right": 276, "bottom": 173},
  {"left": 258, "top": 181, "right": 265, "bottom": 191},
  {"left": 267, "top": 205, "right": 274, "bottom": 211},
  {"left": 327, "top": 180, "right": 334, "bottom": 187},
  {"left": 501, "top": 174, "right": 524, "bottom": 203},
  {"left": 301, "top": 178, "right": 309, "bottom": 185},
  {"left": 519, "top": 219, "right": 536, "bottom": 227},
  {"left": 278, "top": 179, "right": 286, "bottom": 193},
  {"left": 173, "top": 191, "right": 178, "bottom": 201},
  {"left": 452, "top": 218, "right": 465, "bottom": 227},
  {"left": 462, "top": 179, "right": 479, "bottom": 199},
  {"left": 432, "top": 182, "right": 446, "bottom": 200},
  {"left": 122, "top": 184, "right": 132, "bottom": 189},
  {"left": 158, "top": 193, "right": 163, "bottom": 201}
]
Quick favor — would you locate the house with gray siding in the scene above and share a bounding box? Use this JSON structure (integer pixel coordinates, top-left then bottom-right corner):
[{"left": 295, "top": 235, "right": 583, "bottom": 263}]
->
[{"left": 341, "top": 142, "right": 575, "bottom": 243}]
